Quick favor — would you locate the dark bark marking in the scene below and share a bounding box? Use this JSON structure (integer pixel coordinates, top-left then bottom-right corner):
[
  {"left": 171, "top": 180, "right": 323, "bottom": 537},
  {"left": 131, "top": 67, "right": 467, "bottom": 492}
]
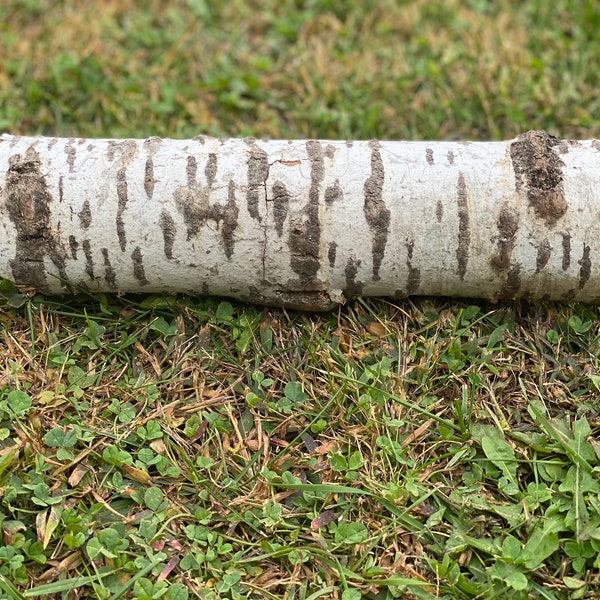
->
[
  {"left": 344, "top": 257, "right": 363, "bottom": 297},
  {"left": 82, "top": 239, "right": 94, "bottom": 280},
  {"left": 65, "top": 141, "right": 76, "bottom": 173},
  {"left": 558, "top": 140, "right": 569, "bottom": 154},
  {"left": 174, "top": 156, "right": 239, "bottom": 257},
  {"left": 364, "top": 140, "right": 390, "bottom": 281},
  {"left": 562, "top": 232, "right": 571, "bottom": 271},
  {"left": 288, "top": 141, "right": 322, "bottom": 282},
  {"left": 186, "top": 155, "right": 198, "bottom": 187},
  {"left": 328, "top": 242, "right": 337, "bottom": 267},
  {"left": 78, "top": 200, "right": 92, "bottom": 229},
  {"left": 245, "top": 139, "right": 269, "bottom": 222},
  {"left": 456, "top": 172, "right": 470, "bottom": 280},
  {"left": 4, "top": 148, "right": 67, "bottom": 291},
  {"left": 579, "top": 245, "right": 591, "bottom": 289},
  {"left": 59, "top": 176, "right": 64, "bottom": 203},
  {"left": 131, "top": 246, "right": 148, "bottom": 285},
  {"left": 272, "top": 180, "right": 290, "bottom": 237},
  {"left": 106, "top": 140, "right": 137, "bottom": 164},
  {"left": 436, "top": 200, "right": 443, "bottom": 223},
  {"left": 269, "top": 290, "right": 341, "bottom": 311},
  {"left": 325, "top": 144, "right": 336, "bottom": 160},
  {"left": 490, "top": 206, "right": 519, "bottom": 271},
  {"left": 143, "top": 136, "right": 162, "bottom": 152},
  {"left": 205, "top": 153, "right": 218, "bottom": 188},
  {"left": 509, "top": 130, "right": 567, "bottom": 224},
  {"left": 159, "top": 210, "right": 176, "bottom": 259},
  {"left": 144, "top": 158, "right": 154, "bottom": 199},
  {"left": 498, "top": 265, "right": 522, "bottom": 299},
  {"left": 101, "top": 248, "right": 116, "bottom": 287},
  {"left": 535, "top": 239, "right": 551, "bottom": 273},
  {"left": 116, "top": 167, "right": 128, "bottom": 252},
  {"left": 447, "top": 150, "right": 455, "bottom": 165},
  {"left": 143, "top": 137, "right": 162, "bottom": 199},
  {"left": 426, "top": 148, "right": 434, "bottom": 165},
  {"left": 69, "top": 235, "right": 78, "bottom": 259},
  {"left": 345, "top": 140, "right": 354, "bottom": 148},
  {"left": 325, "top": 180, "right": 343, "bottom": 205},
  {"left": 592, "top": 140, "right": 600, "bottom": 152},
  {"left": 202, "top": 282, "right": 209, "bottom": 295},
  {"left": 405, "top": 240, "right": 421, "bottom": 294},
  {"left": 222, "top": 180, "right": 240, "bottom": 259}
]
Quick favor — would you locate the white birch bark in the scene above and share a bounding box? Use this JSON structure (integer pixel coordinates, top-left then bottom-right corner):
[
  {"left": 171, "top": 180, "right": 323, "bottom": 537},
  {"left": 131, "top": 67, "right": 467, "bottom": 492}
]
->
[{"left": 1, "top": 131, "right": 599, "bottom": 310}]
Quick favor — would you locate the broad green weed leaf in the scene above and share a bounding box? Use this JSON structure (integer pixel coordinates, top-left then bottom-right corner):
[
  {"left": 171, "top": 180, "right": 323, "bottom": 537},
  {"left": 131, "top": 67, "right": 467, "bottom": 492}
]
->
[
  {"left": 44, "top": 428, "right": 77, "bottom": 448},
  {"left": 144, "top": 487, "right": 165, "bottom": 511},
  {"left": 166, "top": 583, "right": 189, "bottom": 600},
  {"left": 6, "top": 390, "right": 32, "bottom": 416},
  {"left": 522, "top": 518, "right": 562, "bottom": 569},
  {"left": 334, "top": 522, "right": 368, "bottom": 545},
  {"left": 488, "top": 561, "right": 528, "bottom": 591},
  {"left": 480, "top": 430, "right": 518, "bottom": 485},
  {"left": 487, "top": 324, "right": 507, "bottom": 349},
  {"left": 284, "top": 381, "right": 306, "bottom": 403},
  {"left": 568, "top": 417, "right": 596, "bottom": 462}
]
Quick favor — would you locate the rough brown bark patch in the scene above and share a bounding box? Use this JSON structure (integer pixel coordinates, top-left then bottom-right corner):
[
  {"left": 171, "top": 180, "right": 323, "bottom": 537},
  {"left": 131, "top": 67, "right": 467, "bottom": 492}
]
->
[
  {"left": 69, "top": 235, "right": 78, "bottom": 259},
  {"left": 490, "top": 206, "right": 519, "bottom": 271},
  {"left": 426, "top": 148, "right": 434, "bottom": 165},
  {"left": 535, "top": 239, "right": 551, "bottom": 273},
  {"left": 116, "top": 167, "right": 128, "bottom": 251},
  {"left": 159, "top": 210, "right": 176, "bottom": 259},
  {"left": 579, "top": 245, "right": 591, "bottom": 289},
  {"left": 102, "top": 248, "right": 116, "bottom": 287},
  {"left": 456, "top": 172, "right": 470, "bottom": 280},
  {"left": 65, "top": 141, "right": 76, "bottom": 172},
  {"left": 405, "top": 240, "right": 421, "bottom": 294},
  {"left": 175, "top": 155, "right": 239, "bottom": 258},
  {"left": 288, "top": 141, "right": 322, "bottom": 283},
  {"left": 78, "top": 200, "right": 92, "bottom": 229},
  {"left": 497, "top": 265, "right": 522, "bottom": 299},
  {"left": 344, "top": 257, "right": 363, "bottom": 297},
  {"left": 327, "top": 242, "right": 337, "bottom": 268},
  {"left": 447, "top": 151, "right": 455, "bottom": 165},
  {"left": 510, "top": 130, "right": 567, "bottom": 224},
  {"left": 131, "top": 246, "right": 148, "bottom": 285},
  {"left": 4, "top": 148, "right": 66, "bottom": 292},
  {"left": 245, "top": 139, "right": 269, "bottom": 222},
  {"left": 205, "top": 154, "right": 218, "bottom": 187},
  {"left": 325, "top": 180, "right": 343, "bottom": 205},
  {"left": 221, "top": 181, "right": 239, "bottom": 259},
  {"left": 144, "top": 158, "right": 155, "bottom": 199},
  {"left": 82, "top": 239, "right": 94, "bottom": 280},
  {"left": 271, "top": 181, "right": 289, "bottom": 237},
  {"left": 562, "top": 232, "right": 571, "bottom": 271},
  {"left": 363, "top": 140, "right": 390, "bottom": 281},
  {"left": 271, "top": 290, "right": 340, "bottom": 311}
]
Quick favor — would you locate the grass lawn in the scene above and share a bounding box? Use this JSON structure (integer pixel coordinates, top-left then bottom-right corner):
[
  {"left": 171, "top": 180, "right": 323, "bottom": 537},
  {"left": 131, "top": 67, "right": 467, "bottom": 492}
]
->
[{"left": 2, "top": 1, "right": 600, "bottom": 598}]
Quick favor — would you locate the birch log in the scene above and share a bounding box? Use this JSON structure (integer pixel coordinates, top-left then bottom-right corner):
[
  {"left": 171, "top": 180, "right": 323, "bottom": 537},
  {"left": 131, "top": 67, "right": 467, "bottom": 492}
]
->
[{"left": 1, "top": 131, "right": 599, "bottom": 310}]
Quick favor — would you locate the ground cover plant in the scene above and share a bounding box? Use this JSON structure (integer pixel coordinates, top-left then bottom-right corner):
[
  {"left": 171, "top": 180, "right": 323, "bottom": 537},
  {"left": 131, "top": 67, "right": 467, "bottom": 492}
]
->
[{"left": 1, "top": 1, "right": 600, "bottom": 598}]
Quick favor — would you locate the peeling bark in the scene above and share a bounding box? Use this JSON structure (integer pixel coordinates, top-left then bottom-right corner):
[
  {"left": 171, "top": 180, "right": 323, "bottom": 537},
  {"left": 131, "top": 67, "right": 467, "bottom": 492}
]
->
[{"left": 2, "top": 131, "right": 600, "bottom": 309}]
